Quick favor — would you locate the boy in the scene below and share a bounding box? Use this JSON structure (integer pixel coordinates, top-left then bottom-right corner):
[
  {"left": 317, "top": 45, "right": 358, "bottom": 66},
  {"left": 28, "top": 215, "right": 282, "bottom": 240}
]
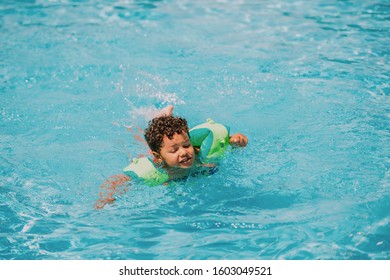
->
[{"left": 95, "top": 106, "right": 248, "bottom": 209}]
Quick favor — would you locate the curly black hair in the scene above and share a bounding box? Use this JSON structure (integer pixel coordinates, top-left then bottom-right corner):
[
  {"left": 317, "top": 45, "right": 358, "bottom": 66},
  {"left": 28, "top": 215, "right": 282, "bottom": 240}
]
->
[{"left": 144, "top": 116, "right": 189, "bottom": 153}]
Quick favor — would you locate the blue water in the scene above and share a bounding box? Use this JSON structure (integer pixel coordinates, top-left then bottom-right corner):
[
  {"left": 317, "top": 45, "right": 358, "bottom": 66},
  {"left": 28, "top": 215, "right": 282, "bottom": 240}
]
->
[{"left": 1, "top": 0, "right": 389, "bottom": 260}]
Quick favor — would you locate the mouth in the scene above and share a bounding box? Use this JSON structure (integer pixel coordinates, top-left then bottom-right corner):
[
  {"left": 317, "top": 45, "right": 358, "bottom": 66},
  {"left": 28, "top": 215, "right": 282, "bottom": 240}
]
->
[{"left": 179, "top": 156, "right": 193, "bottom": 166}]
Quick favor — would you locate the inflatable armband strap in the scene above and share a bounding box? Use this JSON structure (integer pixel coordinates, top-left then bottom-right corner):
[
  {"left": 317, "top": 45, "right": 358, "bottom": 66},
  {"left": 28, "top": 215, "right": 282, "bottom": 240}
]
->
[
  {"left": 123, "top": 157, "right": 168, "bottom": 186},
  {"left": 189, "top": 118, "right": 230, "bottom": 163}
]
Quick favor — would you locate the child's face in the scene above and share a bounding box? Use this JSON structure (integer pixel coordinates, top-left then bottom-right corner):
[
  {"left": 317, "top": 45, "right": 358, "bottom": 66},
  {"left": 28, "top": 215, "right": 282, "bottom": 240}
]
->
[{"left": 156, "top": 131, "right": 195, "bottom": 169}]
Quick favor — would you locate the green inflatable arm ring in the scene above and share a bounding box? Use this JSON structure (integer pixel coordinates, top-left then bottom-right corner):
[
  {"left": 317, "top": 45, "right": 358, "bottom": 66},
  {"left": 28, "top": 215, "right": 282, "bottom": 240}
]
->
[
  {"left": 189, "top": 118, "right": 230, "bottom": 163},
  {"left": 123, "top": 157, "right": 169, "bottom": 186}
]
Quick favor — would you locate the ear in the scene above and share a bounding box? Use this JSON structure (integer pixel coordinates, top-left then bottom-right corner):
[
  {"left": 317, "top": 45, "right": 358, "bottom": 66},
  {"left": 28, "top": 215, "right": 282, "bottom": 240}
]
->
[{"left": 152, "top": 151, "right": 163, "bottom": 163}]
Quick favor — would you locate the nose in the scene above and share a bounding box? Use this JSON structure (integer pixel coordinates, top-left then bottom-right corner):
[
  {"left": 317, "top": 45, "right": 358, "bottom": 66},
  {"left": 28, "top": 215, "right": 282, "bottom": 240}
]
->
[{"left": 178, "top": 147, "right": 189, "bottom": 157}]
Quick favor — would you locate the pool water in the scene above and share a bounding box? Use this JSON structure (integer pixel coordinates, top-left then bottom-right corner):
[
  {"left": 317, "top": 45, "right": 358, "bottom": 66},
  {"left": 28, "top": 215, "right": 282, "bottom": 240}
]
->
[{"left": 1, "top": 0, "right": 389, "bottom": 260}]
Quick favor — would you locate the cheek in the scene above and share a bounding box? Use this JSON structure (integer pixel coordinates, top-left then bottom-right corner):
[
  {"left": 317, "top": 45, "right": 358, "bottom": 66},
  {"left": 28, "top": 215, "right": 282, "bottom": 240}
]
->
[{"left": 162, "top": 152, "right": 178, "bottom": 163}]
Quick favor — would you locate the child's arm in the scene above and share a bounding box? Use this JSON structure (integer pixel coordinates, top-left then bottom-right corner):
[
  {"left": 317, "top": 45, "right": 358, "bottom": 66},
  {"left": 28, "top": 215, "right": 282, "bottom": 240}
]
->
[
  {"left": 229, "top": 133, "right": 248, "bottom": 147},
  {"left": 94, "top": 106, "right": 175, "bottom": 209},
  {"left": 94, "top": 174, "right": 131, "bottom": 209}
]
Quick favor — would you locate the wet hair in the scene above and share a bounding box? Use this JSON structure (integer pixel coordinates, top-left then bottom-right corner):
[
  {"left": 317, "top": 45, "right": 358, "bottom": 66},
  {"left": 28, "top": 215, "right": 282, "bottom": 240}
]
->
[{"left": 144, "top": 116, "right": 189, "bottom": 153}]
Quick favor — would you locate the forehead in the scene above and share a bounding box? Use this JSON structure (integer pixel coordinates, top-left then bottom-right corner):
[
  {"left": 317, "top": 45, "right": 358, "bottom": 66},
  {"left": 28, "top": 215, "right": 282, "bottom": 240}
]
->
[{"left": 161, "top": 132, "right": 189, "bottom": 147}]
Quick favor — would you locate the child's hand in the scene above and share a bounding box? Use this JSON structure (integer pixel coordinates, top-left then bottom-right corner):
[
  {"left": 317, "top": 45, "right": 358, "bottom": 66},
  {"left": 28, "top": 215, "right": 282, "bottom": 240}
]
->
[
  {"left": 155, "top": 105, "right": 174, "bottom": 118},
  {"left": 229, "top": 133, "right": 248, "bottom": 147}
]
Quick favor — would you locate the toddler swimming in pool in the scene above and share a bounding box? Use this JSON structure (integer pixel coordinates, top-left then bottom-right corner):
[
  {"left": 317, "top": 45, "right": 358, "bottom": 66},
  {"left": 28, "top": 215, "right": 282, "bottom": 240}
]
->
[{"left": 95, "top": 105, "right": 248, "bottom": 209}]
